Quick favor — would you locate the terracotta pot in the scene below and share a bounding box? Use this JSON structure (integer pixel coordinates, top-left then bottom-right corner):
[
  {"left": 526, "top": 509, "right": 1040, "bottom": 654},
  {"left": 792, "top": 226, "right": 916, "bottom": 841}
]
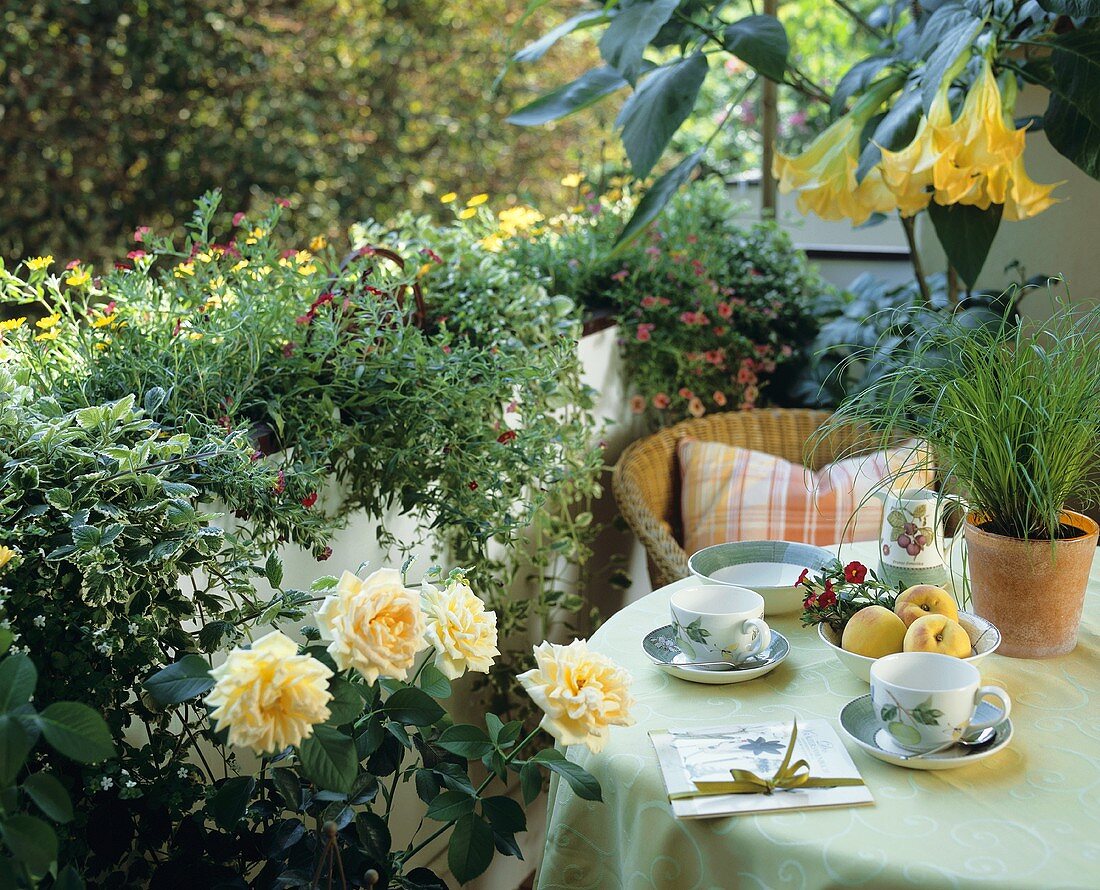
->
[{"left": 963, "top": 510, "right": 1098, "bottom": 658}]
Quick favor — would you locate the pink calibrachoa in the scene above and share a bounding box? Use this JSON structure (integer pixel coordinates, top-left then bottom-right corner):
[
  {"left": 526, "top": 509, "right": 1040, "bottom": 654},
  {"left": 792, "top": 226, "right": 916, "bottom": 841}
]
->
[
  {"left": 636, "top": 323, "right": 654, "bottom": 342},
  {"left": 652, "top": 393, "right": 670, "bottom": 410}
]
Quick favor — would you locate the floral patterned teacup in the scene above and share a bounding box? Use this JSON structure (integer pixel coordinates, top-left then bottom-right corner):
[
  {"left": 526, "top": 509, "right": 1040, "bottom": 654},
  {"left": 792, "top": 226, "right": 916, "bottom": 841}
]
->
[
  {"left": 669, "top": 584, "right": 771, "bottom": 664},
  {"left": 870, "top": 652, "right": 1011, "bottom": 752}
]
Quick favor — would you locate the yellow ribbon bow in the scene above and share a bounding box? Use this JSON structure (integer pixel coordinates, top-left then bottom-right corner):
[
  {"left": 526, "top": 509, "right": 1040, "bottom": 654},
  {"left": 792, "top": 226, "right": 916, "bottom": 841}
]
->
[{"left": 670, "top": 720, "right": 864, "bottom": 799}]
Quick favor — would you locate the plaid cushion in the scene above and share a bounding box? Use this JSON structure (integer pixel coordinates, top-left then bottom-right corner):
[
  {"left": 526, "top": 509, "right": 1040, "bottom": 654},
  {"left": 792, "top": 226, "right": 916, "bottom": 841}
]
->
[{"left": 679, "top": 438, "right": 933, "bottom": 553}]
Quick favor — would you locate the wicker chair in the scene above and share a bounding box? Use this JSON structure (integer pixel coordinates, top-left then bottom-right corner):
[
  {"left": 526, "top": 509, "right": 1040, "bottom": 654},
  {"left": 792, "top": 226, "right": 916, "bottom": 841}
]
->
[{"left": 612, "top": 408, "right": 888, "bottom": 589}]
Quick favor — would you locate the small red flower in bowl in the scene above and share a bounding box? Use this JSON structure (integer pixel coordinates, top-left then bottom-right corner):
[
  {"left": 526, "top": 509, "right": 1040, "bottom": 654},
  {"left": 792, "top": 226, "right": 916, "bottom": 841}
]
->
[
  {"left": 817, "top": 589, "right": 837, "bottom": 609},
  {"left": 844, "top": 561, "right": 868, "bottom": 584},
  {"left": 797, "top": 568, "right": 810, "bottom": 586}
]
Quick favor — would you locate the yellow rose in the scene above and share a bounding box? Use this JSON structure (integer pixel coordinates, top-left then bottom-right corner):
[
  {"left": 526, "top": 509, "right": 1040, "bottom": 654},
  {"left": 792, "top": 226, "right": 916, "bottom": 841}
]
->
[
  {"left": 316, "top": 569, "right": 425, "bottom": 683},
  {"left": 421, "top": 577, "right": 499, "bottom": 680},
  {"left": 205, "top": 631, "right": 333, "bottom": 754},
  {"left": 518, "top": 640, "right": 634, "bottom": 753},
  {"left": 0, "top": 546, "right": 16, "bottom": 572}
]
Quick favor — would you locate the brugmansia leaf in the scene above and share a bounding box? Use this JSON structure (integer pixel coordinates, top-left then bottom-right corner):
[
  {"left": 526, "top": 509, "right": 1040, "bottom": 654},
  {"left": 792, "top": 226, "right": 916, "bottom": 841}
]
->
[
  {"left": 0, "top": 815, "right": 58, "bottom": 877},
  {"left": 927, "top": 201, "right": 1004, "bottom": 288},
  {"left": 143, "top": 655, "right": 215, "bottom": 706},
  {"left": 617, "top": 53, "right": 709, "bottom": 178},
  {"left": 0, "top": 716, "right": 32, "bottom": 785},
  {"left": 507, "top": 67, "right": 630, "bottom": 127},
  {"left": 918, "top": 6, "right": 984, "bottom": 111},
  {"left": 1042, "top": 28, "right": 1100, "bottom": 179},
  {"left": 599, "top": 0, "right": 680, "bottom": 84},
  {"left": 722, "top": 14, "right": 789, "bottom": 82},
  {"left": 513, "top": 10, "right": 607, "bottom": 63},
  {"left": 613, "top": 148, "right": 705, "bottom": 251}
]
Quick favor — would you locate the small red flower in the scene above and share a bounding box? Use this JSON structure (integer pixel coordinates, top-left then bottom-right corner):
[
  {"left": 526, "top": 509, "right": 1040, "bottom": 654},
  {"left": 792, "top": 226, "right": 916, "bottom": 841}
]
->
[
  {"left": 232, "top": 212, "right": 246, "bottom": 226},
  {"left": 797, "top": 568, "right": 810, "bottom": 586},
  {"left": 127, "top": 250, "right": 147, "bottom": 260},
  {"left": 468, "top": 481, "right": 478, "bottom": 491},
  {"left": 133, "top": 226, "right": 150, "bottom": 242},
  {"left": 641, "top": 295, "right": 658, "bottom": 308},
  {"left": 717, "top": 302, "right": 733, "bottom": 319},
  {"left": 630, "top": 395, "right": 646, "bottom": 414},
  {"left": 319, "top": 546, "right": 333, "bottom": 561},
  {"left": 611, "top": 268, "right": 629, "bottom": 282},
  {"left": 817, "top": 589, "right": 837, "bottom": 609},
  {"left": 680, "top": 311, "right": 697, "bottom": 325},
  {"left": 283, "top": 342, "right": 295, "bottom": 358},
  {"left": 678, "top": 387, "right": 694, "bottom": 400},
  {"left": 497, "top": 430, "right": 517, "bottom": 444},
  {"left": 296, "top": 313, "right": 314, "bottom": 326},
  {"left": 66, "top": 259, "right": 82, "bottom": 270},
  {"left": 652, "top": 393, "right": 670, "bottom": 410},
  {"left": 636, "top": 323, "right": 654, "bottom": 342},
  {"left": 420, "top": 248, "right": 443, "bottom": 263},
  {"left": 803, "top": 593, "right": 817, "bottom": 608},
  {"left": 217, "top": 415, "right": 233, "bottom": 432},
  {"left": 301, "top": 491, "right": 318, "bottom": 508},
  {"left": 275, "top": 198, "right": 291, "bottom": 208},
  {"left": 250, "top": 450, "right": 264, "bottom": 462},
  {"left": 713, "top": 390, "right": 727, "bottom": 407},
  {"left": 844, "top": 561, "right": 868, "bottom": 584}
]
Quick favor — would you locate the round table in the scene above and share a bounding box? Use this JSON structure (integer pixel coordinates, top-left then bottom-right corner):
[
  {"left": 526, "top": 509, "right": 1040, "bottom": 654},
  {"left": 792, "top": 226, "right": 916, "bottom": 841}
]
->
[{"left": 536, "top": 542, "right": 1100, "bottom": 890}]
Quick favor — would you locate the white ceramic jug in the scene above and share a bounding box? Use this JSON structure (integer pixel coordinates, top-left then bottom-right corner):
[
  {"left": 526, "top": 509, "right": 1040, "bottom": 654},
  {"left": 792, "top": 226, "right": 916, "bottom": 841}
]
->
[{"left": 877, "top": 488, "right": 952, "bottom": 588}]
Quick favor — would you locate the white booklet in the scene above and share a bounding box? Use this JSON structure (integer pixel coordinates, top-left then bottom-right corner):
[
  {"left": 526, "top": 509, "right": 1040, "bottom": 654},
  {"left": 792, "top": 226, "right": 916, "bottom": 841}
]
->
[{"left": 650, "top": 719, "right": 873, "bottom": 819}]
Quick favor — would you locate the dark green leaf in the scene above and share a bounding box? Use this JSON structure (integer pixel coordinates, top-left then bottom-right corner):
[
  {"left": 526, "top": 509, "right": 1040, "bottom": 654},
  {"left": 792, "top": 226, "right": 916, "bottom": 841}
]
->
[
  {"left": 355, "top": 811, "right": 391, "bottom": 864},
  {"left": 0, "top": 716, "right": 31, "bottom": 786},
  {"left": 520, "top": 762, "right": 543, "bottom": 805},
  {"left": 54, "top": 865, "right": 85, "bottom": 890},
  {"left": 617, "top": 54, "right": 708, "bottom": 178},
  {"left": 722, "top": 14, "right": 789, "bottom": 82},
  {"left": 832, "top": 55, "right": 894, "bottom": 117},
  {"left": 496, "top": 720, "right": 523, "bottom": 749},
  {"left": 481, "top": 796, "right": 526, "bottom": 834},
  {"left": 403, "top": 867, "right": 449, "bottom": 890},
  {"left": 857, "top": 90, "right": 922, "bottom": 182},
  {"left": 532, "top": 748, "right": 602, "bottom": 801},
  {"left": 435, "top": 761, "right": 476, "bottom": 796},
  {"left": 366, "top": 732, "right": 403, "bottom": 778},
  {"left": 271, "top": 766, "right": 302, "bottom": 811},
  {"left": 210, "top": 776, "right": 255, "bottom": 832},
  {"left": 1042, "top": 27, "right": 1100, "bottom": 179},
  {"left": 143, "top": 655, "right": 214, "bottom": 706},
  {"left": 415, "top": 768, "right": 441, "bottom": 805},
  {"left": 919, "top": 7, "right": 984, "bottom": 111},
  {"left": 507, "top": 66, "right": 630, "bottom": 126},
  {"left": 0, "top": 815, "right": 58, "bottom": 877},
  {"left": 436, "top": 725, "right": 494, "bottom": 760},
  {"left": 1037, "top": 0, "right": 1100, "bottom": 13},
  {"left": 264, "top": 552, "right": 283, "bottom": 589},
  {"left": 382, "top": 687, "right": 445, "bottom": 726},
  {"left": 447, "top": 813, "right": 495, "bottom": 884},
  {"left": 927, "top": 201, "right": 1004, "bottom": 288},
  {"left": 298, "top": 726, "right": 358, "bottom": 794},
  {"left": 35, "top": 703, "right": 114, "bottom": 764},
  {"left": 417, "top": 663, "right": 451, "bottom": 699},
  {"left": 0, "top": 630, "right": 12, "bottom": 658},
  {"left": 513, "top": 10, "right": 607, "bottom": 63},
  {"left": 599, "top": 0, "right": 680, "bottom": 83},
  {"left": 613, "top": 148, "right": 704, "bottom": 251},
  {"left": 425, "top": 789, "right": 476, "bottom": 822},
  {"left": 23, "top": 773, "right": 73, "bottom": 824},
  {"left": 0, "top": 656, "right": 37, "bottom": 713},
  {"left": 356, "top": 714, "right": 385, "bottom": 759},
  {"left": 485, "top": 713, "right": 505, "bottom": 744},
  {"left": 325, "top": 678, "right": 363, "bottom": 726}
]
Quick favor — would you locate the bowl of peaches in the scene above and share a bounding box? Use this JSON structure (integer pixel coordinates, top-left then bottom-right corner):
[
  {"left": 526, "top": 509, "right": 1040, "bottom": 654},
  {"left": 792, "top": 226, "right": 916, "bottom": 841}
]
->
[{"left": 801, "top": 560, "right": 1001, "bottom": 683}]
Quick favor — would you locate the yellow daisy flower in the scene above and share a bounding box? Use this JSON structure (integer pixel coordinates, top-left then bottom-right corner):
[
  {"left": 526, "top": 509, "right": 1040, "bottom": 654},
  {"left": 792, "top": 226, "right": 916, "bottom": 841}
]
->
[
  {"left": 457, "top": 207, "right": 478, "bottom": 220},
  {"left": 25, "top": 256, "right": 53, "bottom": 271},
  {"left": 36, "top": 314, "right": 61, "bottom": 329},
  {"left": 0, "top": 317, "right": 27, "bottom": 332},
  {"left": 440, "top": 192, "right": 458, "bottom": 204},
  {"left": 65, "top": 268, "right": 91, "bottom": 287},
  {"left": 465, "top": 193, "right": 489, "bottom": 207}
]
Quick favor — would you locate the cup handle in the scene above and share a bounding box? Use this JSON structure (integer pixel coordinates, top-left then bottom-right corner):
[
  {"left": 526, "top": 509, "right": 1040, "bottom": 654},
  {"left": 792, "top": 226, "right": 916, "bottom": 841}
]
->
[
  {"left": 740, "top": 618, "right": 771, "bottom": 658},
  {"left": 969, "top": 685, "right": 1011, "bottom": 731}
]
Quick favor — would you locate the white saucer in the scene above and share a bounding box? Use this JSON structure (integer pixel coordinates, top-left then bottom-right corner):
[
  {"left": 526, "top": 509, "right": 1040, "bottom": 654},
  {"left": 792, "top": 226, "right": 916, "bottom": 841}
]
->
[
  {"left": 839, "top": 694, "right": 1013, "bottom": 770},
  {"left": 642, "top": 625, "right": 790, "bottom": 685}
]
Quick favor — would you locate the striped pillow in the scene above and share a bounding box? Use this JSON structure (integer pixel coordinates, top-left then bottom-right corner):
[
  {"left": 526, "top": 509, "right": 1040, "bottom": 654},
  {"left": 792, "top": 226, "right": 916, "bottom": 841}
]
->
[{"left": 679, "top": 438, "right": 933, "bottom": 553}]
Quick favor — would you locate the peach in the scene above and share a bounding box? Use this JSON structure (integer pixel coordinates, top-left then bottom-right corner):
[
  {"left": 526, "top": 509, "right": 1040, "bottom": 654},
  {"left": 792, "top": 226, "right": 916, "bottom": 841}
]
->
[
  {"left": 903, "top": 614, "right": 972, "bottom": 658},
  {"left": 841, "top": 606, "right": 907, "bottom": 658},
  {"left": 894, "top": 584, "right": 959, "bottom": 628}
]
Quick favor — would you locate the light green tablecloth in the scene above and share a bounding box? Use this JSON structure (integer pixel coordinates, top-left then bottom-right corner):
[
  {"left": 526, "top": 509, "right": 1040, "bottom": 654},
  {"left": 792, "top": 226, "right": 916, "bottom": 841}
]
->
[{"left": 536, "top": 542, "right": 1100, "bottom": 890}]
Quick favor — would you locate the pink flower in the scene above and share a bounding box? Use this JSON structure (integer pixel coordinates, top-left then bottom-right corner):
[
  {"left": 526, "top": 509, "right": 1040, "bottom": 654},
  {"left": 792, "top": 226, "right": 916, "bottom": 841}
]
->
[
  {"left": 781, "top": 344, "right": 793, "bottom": 358},
  {"left": 630, "top": 395, "right": 646, "bottom": 414},
  {"left": 133, "top": 226, "right": 150, "bottom": 242},
  {"left": 645, "top": 246, "right": 661, "bottom": 257},
  {"left": 273, "top": 470, "right": 287, "bottom": 494},
  {"left": 680, "top": 311, "right": 697, "bottom": 325},
  {"left": 705, "top": 349, "right": 724, "bottom": 366},
  {"left": 737, "top": 366, "right": 756, "bottom": 385},
  {"left": 275, "top": 198, "right": 291, "bottom": 208},
  {"left": 678, "top": 387, "right": 694, "bottom": 400},
  {"left": 636, "top": 323, "right": 654, "bottom": 342},
  {"left": 652, "top": 393, "right": 670, "bottom": 410},
  {"left": 789, "top": 110, "right": 808, "bottom": 128},
  {"left": 232, "top": 212, "right": 246, "bottom": 226},
  {"left": 283, "top": 343, "right": 295, "bottom": 358},
  {"left": 687, "top": 397, "right": 705, "bottom": 418},
  {"left": 713, "top": 326, "right": 727, "bottom": 337},
  {"left": 797, "top": 568, "right": 810, "bottom": 586},
  {"left": 611, "top": 268, "right": 629, "bottom": 282},
  {"left": 686, "top": 234, "right": 698, "bottom": 245},
  {"left": 127, "top": 250, "right": 146, "bottom": 260},
  {"left": 762, "top": 360, "right": 777, "bottom": 373},
  {"left": 66, "top": 259, "right": 82, "bottom": 270},
  {"left": 497, "top": 430, "right": 517, "bottom": 444},
  {"left": 713, "top": 390, "right": 727, "bottom": 407},
  {"left": 717, "top": 302, "right": 733, "bottom": 319},
  {"left": 641, "top": 296, "right": 658, "bottom": 308}
]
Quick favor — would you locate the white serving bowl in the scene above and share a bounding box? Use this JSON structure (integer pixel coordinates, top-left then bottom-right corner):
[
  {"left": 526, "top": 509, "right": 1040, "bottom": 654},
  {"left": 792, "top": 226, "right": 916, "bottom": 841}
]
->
[
  {"left": 818, "top": 610, "right": 1001, "bottom": 683},
  {"left": 688, "top": 540, "right": 835, "bottom": 616}
]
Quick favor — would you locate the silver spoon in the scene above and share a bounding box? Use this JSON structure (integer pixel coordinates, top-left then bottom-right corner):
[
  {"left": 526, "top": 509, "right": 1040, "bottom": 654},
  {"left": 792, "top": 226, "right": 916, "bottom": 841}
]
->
[
  {"left": 889, "top": 726, "right": 998, "bottom": 761},
  {"left": 651, "top": 655, "right": 769, "bottom": 671}
]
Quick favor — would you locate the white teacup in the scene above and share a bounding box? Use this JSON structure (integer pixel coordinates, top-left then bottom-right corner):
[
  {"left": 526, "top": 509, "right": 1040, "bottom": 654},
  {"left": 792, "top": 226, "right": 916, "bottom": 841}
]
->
[
  {"left": 870, "top": 652, "right": 1011, "bottom": 752},
  {"left": 670, "top": 584, "right": 771, "bottom": 664}
]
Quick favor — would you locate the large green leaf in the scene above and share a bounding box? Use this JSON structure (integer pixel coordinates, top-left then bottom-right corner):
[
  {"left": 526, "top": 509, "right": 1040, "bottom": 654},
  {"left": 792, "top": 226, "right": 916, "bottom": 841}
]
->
[
  {"left": 209, "top": 776, "right": 255, "bottom": 832},
  {"left": 143, "top": 655, "right": 214, "bottom": 706},
  {"left": 927, "top": 201, "right": 1004, "bottom": 288},
  {"left": 531, "top": 748, "right": 602, "bottom": 801},
  {"left": 617, "top": 53, "right": 708, "bottom": 178},
  {"left": 599, "top": 0, "right": 680, "bottom": 84},
  {"left": 0, "top": 716, "right": 31, "bottom": 786},
  {"left": 0, "top": 656, "right": 37, "bottom": 713},
  {"left": 22, "top": 773, "right": 73, "bottom": 824},
  {"left": 832, "top": 55, "right": 894, "bottom": 118},
  {"left": 1042, "top": 27, "right": 1100, "bottom": 179},
  {"left": 722, "top": 14, "right": 789, "bottom": 83},
  {"left": 1, "top": 815, "right": 58, "bottom": 878},
  {"left": 447, "top": 813, "right": 495, "bottom": 884},
  {"left": 613, "top": 148, "right": 704, "bottom": 251},
  {"left": 381, "top": 687, "right": 444, "bottom": 726},
  {"left": 480, "top": 796, "right": 526, "bottom": 834},
  {"left": 507, "top": 66, "right": 629, "bottom": 127},
  {"left": 857, "top": 90, "right": 923, "bottom": 182},
  {"left": 324, "top": 677, "right": 363, "bottom": 726},
  {"left": 918, "top": 6, "right": 984, "bottom": 110},
  {"left": 1038, "top": 1, "right": 1100, "bottom": 13},
  {"left": 424, "top": 789, "right": 476, "bottom": 822},
  {"left": 514, "top": 10, "right": 607, "bottom": 63},
  {"left": 298, "top": 726, "right": 358, "bottom": 794},
  {"left": 35, "top": 703, "right": 114, "bottom": 764},
  {"left": 436, "top": 725, "right": 494, "bottom": 760}
]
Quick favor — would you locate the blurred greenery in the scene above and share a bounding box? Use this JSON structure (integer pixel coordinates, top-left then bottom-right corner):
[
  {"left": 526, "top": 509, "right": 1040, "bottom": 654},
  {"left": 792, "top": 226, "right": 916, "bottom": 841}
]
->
[{"left": 0, "top": 0, "right": 617, "bottom": 264}]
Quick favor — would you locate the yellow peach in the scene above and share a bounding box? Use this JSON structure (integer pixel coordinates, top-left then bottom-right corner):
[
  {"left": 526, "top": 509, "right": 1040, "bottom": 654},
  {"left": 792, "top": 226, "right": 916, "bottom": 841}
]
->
[
  {"left": 903, "top": 614, "right": 972, "bottom": 658},
  {"left": 894, "top": 584, "right": 959, "bottom": 628},
  {"left": 841, "top": 606, "right": 907, "bottom": 658}
]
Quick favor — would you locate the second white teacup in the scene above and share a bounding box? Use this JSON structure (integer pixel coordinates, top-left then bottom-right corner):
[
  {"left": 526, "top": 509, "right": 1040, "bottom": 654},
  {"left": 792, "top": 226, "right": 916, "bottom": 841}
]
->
[
  {"left": 870, "top": 652, "right": 1011, "bottom": 752},
  {"left": 670, "top": 584, "right": 771, "bottom": 664}
]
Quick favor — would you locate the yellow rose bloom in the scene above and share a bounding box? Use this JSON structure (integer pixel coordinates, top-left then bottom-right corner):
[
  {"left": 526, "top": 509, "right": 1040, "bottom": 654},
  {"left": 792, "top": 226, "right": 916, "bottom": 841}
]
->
[
  {"left": 25, "top": 256, "right": 53, "bottom": 271},
  {"left": 466, "top": 193, "right": 489, "bottom": 207},
  {"left": 517, "top": 639, "right": 634, "bottom": 753},
  {"left": 0, "top": 317, "right": 27, "bottom": 332},
  {"left": 560, "top": 173, "right": 584, "bottom": 188},
  {"left": 421, "top": 578, "right": 499, "bottom": 680},
  {"left": 0, "top": 546, "right": 16, "bottom": 571},
  {"left": 206, "top": 631, "right": 333, "bottom": 755},
  {"left": 439, "top": 192, "right": 458, "bottom": 204},
  {"left": 774, "top": 115, "right": 897, "bottom": 226},
  {"left": 316, "top": 569, "right": 425, "bottom": 683},
  {"left": 65, "top": 268, "right": 91, "bottom": 287}
]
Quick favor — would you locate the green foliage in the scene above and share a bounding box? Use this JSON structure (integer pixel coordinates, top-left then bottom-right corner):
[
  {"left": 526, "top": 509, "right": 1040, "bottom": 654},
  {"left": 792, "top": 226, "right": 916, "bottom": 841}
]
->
[
  {"left": 0, "top": 1, "right": 610, "bottom": 265},
  {"left": 823, "top": 281, "right": 1100, "bottom": 541}
]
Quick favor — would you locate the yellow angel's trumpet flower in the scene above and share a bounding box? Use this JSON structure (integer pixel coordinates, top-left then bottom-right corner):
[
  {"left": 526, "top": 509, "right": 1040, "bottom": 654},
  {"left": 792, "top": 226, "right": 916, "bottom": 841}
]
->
[{"left": 878, "top": 91, "right": 955, "bottom": 217}]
